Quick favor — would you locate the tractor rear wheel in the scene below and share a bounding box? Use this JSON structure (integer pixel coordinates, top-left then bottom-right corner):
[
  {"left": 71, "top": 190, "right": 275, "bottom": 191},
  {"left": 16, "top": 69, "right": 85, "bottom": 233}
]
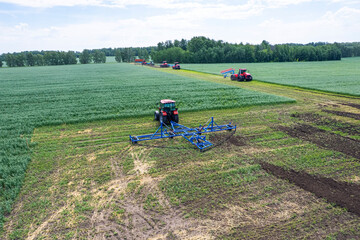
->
[
  {"left": 154, "top": 111, "right": 159, "bottom": 121},
  {"left": 230, "top": 75, "right": 236, "bottom": 81},
  {"left": 174, "top": 115, "right": 179, "bottom": 123},
  {"left": 160, "top": 114, "right": 167, "bottom": 124}
]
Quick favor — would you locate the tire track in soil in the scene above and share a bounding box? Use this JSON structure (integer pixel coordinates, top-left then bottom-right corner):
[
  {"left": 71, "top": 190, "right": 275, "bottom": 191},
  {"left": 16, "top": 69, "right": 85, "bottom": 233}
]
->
[
  {"left": 91, "top": 146, "right": 200, "bottom": 239},
  {"left": 260, "top": 161, "right": 360, "bottom": 216},
  {"left": 276, "top": 124, "right": 360, "bottom": 159}
]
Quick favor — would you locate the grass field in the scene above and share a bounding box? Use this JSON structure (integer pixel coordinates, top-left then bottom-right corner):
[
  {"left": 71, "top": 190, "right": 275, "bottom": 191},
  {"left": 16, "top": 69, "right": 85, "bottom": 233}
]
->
[
  {"left": 0, "top": 63, "right": 293, "bottom": 228},
  {"left": 2, "top": 75, "right": 360, "bottom": 238},
  {"left": 1, "top": 61, "right": 360, "bottom": 239},
  {"left": 181, "top": 57, "right": 360, "bottom": 96}
]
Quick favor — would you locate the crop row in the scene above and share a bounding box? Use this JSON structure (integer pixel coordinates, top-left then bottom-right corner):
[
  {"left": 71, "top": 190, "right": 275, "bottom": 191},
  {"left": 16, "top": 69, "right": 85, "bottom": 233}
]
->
[{"left": 0, "top": 63, "right": 294, "bottom": 227}]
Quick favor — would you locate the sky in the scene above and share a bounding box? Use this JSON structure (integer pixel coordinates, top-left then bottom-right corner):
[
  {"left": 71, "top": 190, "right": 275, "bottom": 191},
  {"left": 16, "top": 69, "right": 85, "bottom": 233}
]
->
[{"left": 0, "top": 0, "right": 359, "bottom": 53}]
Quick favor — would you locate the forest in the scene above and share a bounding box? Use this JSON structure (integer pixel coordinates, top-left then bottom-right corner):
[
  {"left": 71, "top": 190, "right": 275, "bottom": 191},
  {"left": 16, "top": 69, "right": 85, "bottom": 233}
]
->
[
  {"left": 1, "top": 37, "right": 360, "bottom": 67},
  {"left": 151, "top": 37, "right": 346, "bottom": 63}
]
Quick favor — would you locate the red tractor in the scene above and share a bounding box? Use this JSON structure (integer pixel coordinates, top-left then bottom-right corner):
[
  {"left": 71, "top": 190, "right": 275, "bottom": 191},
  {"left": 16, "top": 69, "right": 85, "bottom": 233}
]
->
[
  {"left": 160, "top": 61, "right": 170, "bottom": 68},
  {"left": 154, "top": 99, "right": 179, "bottom": 123},
  {"left": 172, "top": 62, "right": 181, "bottom": 70},
  {"left": 230, "top": 69, "right": 253, "bottom": 81}
]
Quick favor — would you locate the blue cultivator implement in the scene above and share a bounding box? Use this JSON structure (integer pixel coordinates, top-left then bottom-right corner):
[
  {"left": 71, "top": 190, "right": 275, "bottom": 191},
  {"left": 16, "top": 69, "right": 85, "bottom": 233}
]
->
[
  {"left": 221, "top": 68, "right": 235, "bottom": 78},
  {"left": 129, "top": 117, "right": 236, "bottom": 151}
]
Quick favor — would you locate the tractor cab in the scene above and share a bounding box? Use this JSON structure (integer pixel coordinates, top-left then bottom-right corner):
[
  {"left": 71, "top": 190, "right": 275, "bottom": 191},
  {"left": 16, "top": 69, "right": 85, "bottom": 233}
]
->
[
  {"left": 239, "top": 69, "right": 247, "bottom": 74},
  {"left": 161, "top": 100, "right": 176, "bottom": 111},
  {"left": 154, "top": 99, "right": 179, "bottom": 123}
]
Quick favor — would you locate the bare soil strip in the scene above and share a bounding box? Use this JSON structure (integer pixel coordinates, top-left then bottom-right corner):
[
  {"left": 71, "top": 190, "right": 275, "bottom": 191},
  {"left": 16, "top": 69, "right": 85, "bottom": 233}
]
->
[
  {"left": 322, "top": 109, "right": 360, "bottom": 120},
  {"left": 260, "top": 161, "right": 360, "bottom": 216},
  {"left": 343, "top": 103, "right": 360, "bottom": 110},
  {"left": 277, "top": 124, "right": 360, "bottom": 159},
  {"left": 291, "top": 112, "right": 360, "bottom": 136}
]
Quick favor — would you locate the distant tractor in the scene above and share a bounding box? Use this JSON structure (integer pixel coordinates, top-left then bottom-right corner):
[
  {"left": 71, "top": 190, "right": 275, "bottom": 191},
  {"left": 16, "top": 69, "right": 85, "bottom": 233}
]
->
[
  {"left": 230, "top": 69, "right": 253, "bottom": 81},
  {"left": 154, "top": 99, "right": 179, "bottom": 123},
  {"left": 172, "top": 62, "right": 181, "bottom": 70},
  {"left": 160, "top": 61, "right": 170, "bottom": 68},
  {"left": 141, "top": 61, "right": 147, "bottom": 65},
  {"left": 135, "top": 59, "right": 145, "bottom": 65}
]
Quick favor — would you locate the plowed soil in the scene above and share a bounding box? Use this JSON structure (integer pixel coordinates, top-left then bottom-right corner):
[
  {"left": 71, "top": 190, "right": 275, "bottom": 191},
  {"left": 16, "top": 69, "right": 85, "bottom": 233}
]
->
[
  {"left": 277, "top": 124, "right": 360, "bottom": 159},
  {"left": 343, "top": 103, "right": 360, "bottom": 110},
  {"left": 291, "top": 112, "right": 360, "bottom": 136},
  {"left": 260, "top": 161, "right": 360, "bottom": 216},
  {"left": 322, "top": 109, "right": 360, "bottom": 120}
]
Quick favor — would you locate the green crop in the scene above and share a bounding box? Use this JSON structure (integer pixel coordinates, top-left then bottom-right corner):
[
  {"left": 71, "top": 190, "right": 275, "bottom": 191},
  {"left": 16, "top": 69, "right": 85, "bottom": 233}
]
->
[
  {"left": 181, "top": 57, "right": 360, "bottom": 96},
  {"left": 0, "top": 63, "right": 293, "bottom": 227}
]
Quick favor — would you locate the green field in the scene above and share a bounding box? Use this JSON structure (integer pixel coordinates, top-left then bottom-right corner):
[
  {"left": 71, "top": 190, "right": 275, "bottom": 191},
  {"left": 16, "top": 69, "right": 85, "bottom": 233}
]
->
[
  {"left": 181, "top": 57, "right": 360, "bottom": 96},
  {"left": 0, "top": 63, "right": 293, "bottom": 227},
  {"left": 1, "top": 62, "right": 360, "bottom": 239},
  {"left": 3, "top": 89, "right": 360, "bottom": 239}
]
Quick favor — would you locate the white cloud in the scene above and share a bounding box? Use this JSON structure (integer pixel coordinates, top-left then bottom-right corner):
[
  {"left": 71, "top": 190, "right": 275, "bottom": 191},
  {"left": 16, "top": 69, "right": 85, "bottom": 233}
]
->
[
  {"left": 0, "top": 0, "right": 322, "bottom": 9},
  {"left": 14, "top": 22, "right": 28, "bottom": 30},
  {"left": 0, "top": 0, "right": 105, "bottom": 8},
  {"left": 0, "top": 0, "right": 359, "bottom": 52},
  {"left": 0, "top": 0, "right": 270, "bottom": 52},
  {"left": 0, "top": 0, "right": 221, "bottom": 8},
  {"left": 331, "top": 0, "right": 359, "bottom": 4},
  {"left": 260, "top": 0, "right": 313, "bottom": 7},
  {"left": 0, "top": 16, "right": 203, "bottom": 52},
  {"left": 322, "top": 6, "right": 360, "bottom": 23},
  {"left": 255, "top": 6, "right": 360, "bottom": 43}
]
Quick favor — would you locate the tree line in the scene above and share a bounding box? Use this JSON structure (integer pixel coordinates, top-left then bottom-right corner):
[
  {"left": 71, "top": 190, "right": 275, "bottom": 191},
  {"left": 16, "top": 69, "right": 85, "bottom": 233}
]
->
[
  {"left": 1, "top": 38, "right": 360, "bottom": 68},
  {"left": 0, "top": 49, "right": 107, "bottom": 67},
  {"left": 0, "top": 47, "right": 155, "bottom": 67},
  {"left": 338, "top": 42, "right": 360, "bottom": 57},
  {"left": 150, "top": 37, "right": 351, "bottom": 63}
]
